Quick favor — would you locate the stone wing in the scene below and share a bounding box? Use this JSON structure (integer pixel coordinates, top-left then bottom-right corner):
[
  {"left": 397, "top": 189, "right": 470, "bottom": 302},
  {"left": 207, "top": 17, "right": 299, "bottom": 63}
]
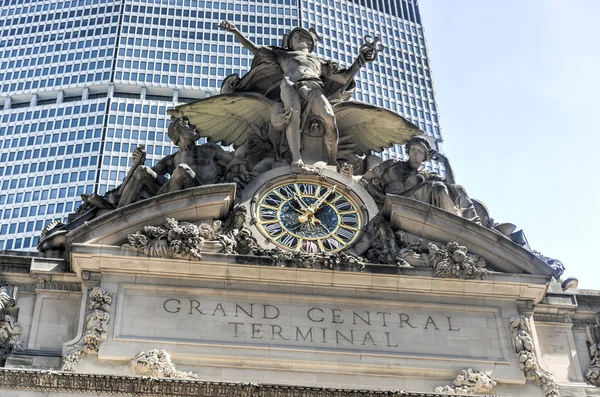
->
[
  {"left": 333, "top": 102, "right": 422, "bottom": 156},
  {"left": 167, "top": 93, "right": 279, "bottom": 149}
]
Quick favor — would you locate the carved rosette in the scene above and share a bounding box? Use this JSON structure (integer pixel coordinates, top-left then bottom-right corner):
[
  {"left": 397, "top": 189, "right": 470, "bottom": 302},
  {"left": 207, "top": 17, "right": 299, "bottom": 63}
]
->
[
  {"left": 428, "top": 242, "right": 488, "bottom": 280},
  {"left": 510, "top": 315, "right": 560, "bottom": 397},
  {"left": 131, "top": 349, "right": 198, "bottom": 379},
  {"left": 62, "top": 287, "right": 112, "bottom": 372},
  {"left": 434, "top": 368, "right": 496, "bottom": 395}
]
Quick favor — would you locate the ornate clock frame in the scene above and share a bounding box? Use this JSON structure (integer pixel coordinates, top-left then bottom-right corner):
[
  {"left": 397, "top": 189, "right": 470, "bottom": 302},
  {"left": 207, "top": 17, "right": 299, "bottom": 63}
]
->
[{"left": 239, "top": 167, "right": 380, "bottom": 255}]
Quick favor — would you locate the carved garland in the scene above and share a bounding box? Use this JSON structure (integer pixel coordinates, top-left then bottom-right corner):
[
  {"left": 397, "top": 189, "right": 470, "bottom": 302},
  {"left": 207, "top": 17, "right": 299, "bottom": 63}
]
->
[
  {"left": 122, "top": 218, "right": 211, "bottom": 260},
  {"left": 586, "top": 320, "right": 600, "bottom": 386},
  {"left": 0, "top": 284, "right": 23, "bottom": 360},
  {"left": 122, "top": 215, "right": 367, "bottom": 272},
  {"left": 510, "top": 315, "right": 560, "bottom": 397},
  {"left": 131, "top": 349, "right": 198, "bottom": 379},
  {"left": 62, "top": 287, "right": 112, "bottom": 371},
  {"left": 434, "top": 368, "right": 496, "bottom": 395},
  {"left": 123, "top": 213, "right": 497, "bottom": 279}
]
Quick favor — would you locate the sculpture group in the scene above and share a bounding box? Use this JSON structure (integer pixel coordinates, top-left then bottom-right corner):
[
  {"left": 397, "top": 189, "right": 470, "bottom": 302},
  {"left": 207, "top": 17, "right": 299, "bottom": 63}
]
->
[
  {"left": 115, "top": 22, "right": 478, "bottom": 221},
  {"left": 38, "top": 22, "right": 564, "bottom": 280}
]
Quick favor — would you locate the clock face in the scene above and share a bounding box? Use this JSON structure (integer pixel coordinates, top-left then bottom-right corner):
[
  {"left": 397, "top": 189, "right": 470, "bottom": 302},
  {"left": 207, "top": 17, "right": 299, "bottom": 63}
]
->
[{"left": 254, "top": 180, "right": 363, "bottom": 253}]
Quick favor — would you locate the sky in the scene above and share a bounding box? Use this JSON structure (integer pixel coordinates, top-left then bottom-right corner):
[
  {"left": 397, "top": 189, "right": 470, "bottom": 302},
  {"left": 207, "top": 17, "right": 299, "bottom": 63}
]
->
[{"left": 417, "top": 0, "right": 600, "bottom": 288}]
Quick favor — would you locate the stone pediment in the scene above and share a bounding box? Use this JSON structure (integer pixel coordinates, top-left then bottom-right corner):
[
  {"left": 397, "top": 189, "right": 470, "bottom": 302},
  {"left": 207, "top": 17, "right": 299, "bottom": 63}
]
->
[
  {"left": 65, "top": 184, "right": 236, "bottom": 251},
  {"left": 383, "top": 195, "right": 556, "bottom": 277}
]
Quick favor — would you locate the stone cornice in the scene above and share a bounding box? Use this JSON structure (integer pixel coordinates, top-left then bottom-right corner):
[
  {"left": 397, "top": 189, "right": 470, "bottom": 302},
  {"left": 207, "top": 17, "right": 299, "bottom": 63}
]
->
[
  {"left": 70, "top": 248, "right": 549, "bottom": 302},
  {"left": 0, "top": 369, "right": 455, "bottom": 397},
  {"left": 18, "top": 282, "right": 82, "bottom": 293}
]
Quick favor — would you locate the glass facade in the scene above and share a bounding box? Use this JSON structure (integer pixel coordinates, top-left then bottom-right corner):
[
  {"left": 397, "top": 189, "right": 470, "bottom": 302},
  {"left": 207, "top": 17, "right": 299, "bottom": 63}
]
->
[{"left": 0, "top": 0, "right": 442, "bottom": 251}]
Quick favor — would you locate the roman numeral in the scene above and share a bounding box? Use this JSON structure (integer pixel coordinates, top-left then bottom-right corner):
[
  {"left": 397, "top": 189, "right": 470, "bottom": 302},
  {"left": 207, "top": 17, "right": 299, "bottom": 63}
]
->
[
  {"left": 264, "top": 222, "right": 282, "bottom": 236},
  {"left": 323, "top": 238, "right": 340, "bottom": 250},
  {"left": 335, "top": 199, "right": 352, "bottom": 212},
  {"left": 279, "top": 234, "right": 298, "bottom": 247},
  {"left": 301, "top": 240, "right": 318, "bottom": 253},
  {"left": 337, "top": 227, "right": 355, "bottom": 241},
  {"left": 298, "top": 183, "right": 316, "bottom": 195},
  {"left": 279, "top": 185, "right": 295, "bottom": 197},
  {"left": 341, "top": 214, "right": 358, "bottom": 226},
  {"left": 259, "top": 207, "right": 277, "bottom": 220},
  {"left": 265, "top": 193, "right": 282, "bottom": 207}
]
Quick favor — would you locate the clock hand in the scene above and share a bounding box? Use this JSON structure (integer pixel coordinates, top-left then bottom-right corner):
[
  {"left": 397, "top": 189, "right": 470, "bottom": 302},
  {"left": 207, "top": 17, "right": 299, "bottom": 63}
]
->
[
  {"left": 293, "top": 192, "right": 311, "bottom": 211},
  {"left": 289, "top": 205, "right": 304, "bottom": 215},
  {"left": 311, "top": 185, "right": 337, "bottom": 211}
]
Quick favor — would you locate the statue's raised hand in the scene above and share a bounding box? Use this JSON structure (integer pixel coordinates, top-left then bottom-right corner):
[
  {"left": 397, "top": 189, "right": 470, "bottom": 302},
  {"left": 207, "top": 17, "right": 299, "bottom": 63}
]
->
[
  {"left": 132, "top": 145, "right": 147, "bottom": 165},
  {"left": 219, "top": 21, "right": 238, "bottom": 33}
]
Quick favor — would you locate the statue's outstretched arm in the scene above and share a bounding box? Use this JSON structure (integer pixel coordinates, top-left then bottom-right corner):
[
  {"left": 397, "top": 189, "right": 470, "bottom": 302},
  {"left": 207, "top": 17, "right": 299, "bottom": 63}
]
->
[
  {"left": 327, "top": 37, "right": 383, "bottom": 86},
  {"left": 326, "top": 47, "right": 371, "bottom": 86},
  {"left": 431, "top": 151, "right": 456, "bottom": 185},
  {"left": 219, "top": 21, "right": 264, "bottom": 56}
]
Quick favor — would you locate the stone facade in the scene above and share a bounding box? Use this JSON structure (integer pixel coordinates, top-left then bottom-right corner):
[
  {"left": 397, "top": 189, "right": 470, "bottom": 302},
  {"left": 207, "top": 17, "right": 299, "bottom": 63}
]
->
[
  {"left": 0, "top": 20, "right": 593, "bottom": 397},
  {"left": 0, "top": 186, "right": 596, "bottom": 397}
]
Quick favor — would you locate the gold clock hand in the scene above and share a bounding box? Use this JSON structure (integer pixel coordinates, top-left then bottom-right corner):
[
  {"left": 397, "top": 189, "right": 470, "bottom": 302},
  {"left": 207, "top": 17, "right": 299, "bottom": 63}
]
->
[
  {"left": 312, "top": 185, "right": 337, "bottom": 211},
  {"left": 294, "top": 192, "right": 310, "bottom": 211}
]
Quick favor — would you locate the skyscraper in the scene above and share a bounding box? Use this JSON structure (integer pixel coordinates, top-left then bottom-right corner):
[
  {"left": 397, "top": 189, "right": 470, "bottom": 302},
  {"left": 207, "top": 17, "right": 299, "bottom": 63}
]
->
[{"left": 0, "top": 0, "right": 442, "bottom": 251}]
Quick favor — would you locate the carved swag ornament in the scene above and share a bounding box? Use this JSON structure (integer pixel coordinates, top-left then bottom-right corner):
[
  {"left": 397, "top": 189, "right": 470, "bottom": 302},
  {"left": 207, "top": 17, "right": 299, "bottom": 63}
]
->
[
  {"left": 428, "top": 242, "right": 488, "bottom": 280},
  {"left": 131, "top": 349, "right": 198, "bottom": 379},
  {"left": 63, "top": 287, "right": 112, "bottom": 372},
  {"left": 434, "top": 368, "right": 496, "bottom": 395},
  {"left": 123, "top": 218, "right": 217, "bottom": 260},
  {"left": 510, "top": 315, "right": 560, "bottom": 397}
]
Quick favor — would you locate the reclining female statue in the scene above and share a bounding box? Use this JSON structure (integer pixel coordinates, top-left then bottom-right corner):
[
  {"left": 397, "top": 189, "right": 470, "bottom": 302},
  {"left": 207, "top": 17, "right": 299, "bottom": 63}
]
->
[{"left": 361, "top": 136, "right": 480, "bottom": 223}]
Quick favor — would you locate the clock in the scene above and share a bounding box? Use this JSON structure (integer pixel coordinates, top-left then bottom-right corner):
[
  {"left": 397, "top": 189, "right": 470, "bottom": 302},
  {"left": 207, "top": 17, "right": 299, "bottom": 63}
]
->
[
  {"left": 240, "top": 167, "right": 379, "bottom": 254},
  {"left": 255, "top": 180, "right": 362, "bottom": 253}
]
